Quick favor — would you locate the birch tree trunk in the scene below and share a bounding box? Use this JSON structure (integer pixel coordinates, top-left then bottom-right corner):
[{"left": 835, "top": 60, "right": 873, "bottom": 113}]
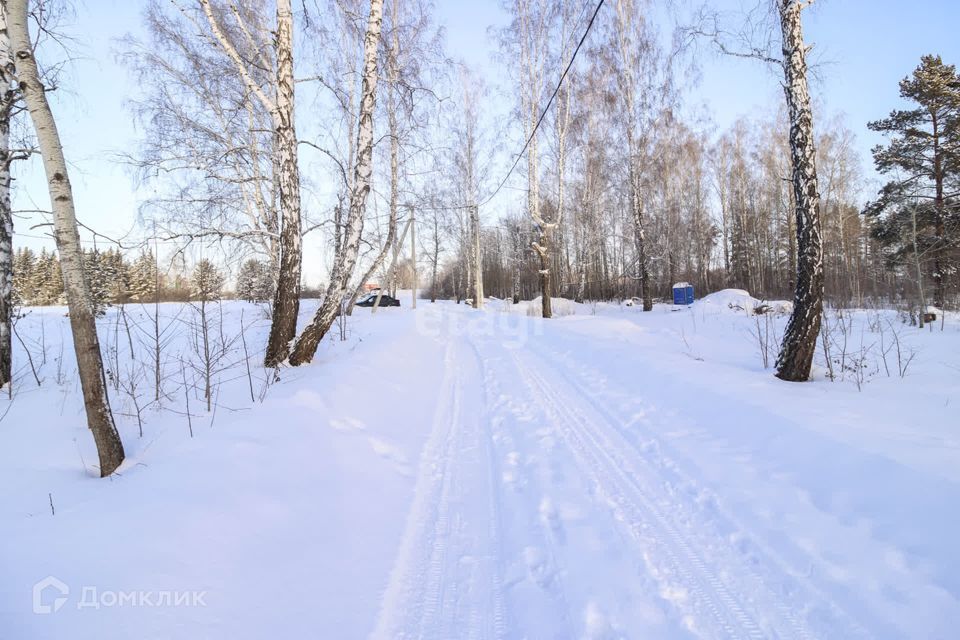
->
[
  {"left": 912, "top": 205, "right": 927, "bottom": 328},
  {"left": 200, "top": 0, "right": 302, "bottom": 367},
  {"left": 509, "top": 220, "right": 523, "bottom": 304},
  {"left": 289, "top": 0, "right": 383, "bottom": 366},
  {"left": 263, "top": 0, "right": 302, "bottom": 366},
  {"left": 456, "top": 69, "right": 484, "bottom": 310},
  {"left": 347, "top": 0, "right": 399, "bottom": 316},
  {"left": 470, "top": 204, "right": 483, "bottom": 308},
  {"left": 614, "top": 0, "right": 653, "bottom": 311},
  {"left": 629, "top": 163, "right": 652, "bottom": 310},
  {"left": 932, "top": 113, "right": 945, "bottom": 309},
  {"left": 430, "top": 242, "right": 439, "bottom": 302},
  {"left": 511, "top": 0, "right": 550, "bottom": 315},
  {"left": 8, "top": 0, "right": 125, "bottom": 475},
  {"left": 774, "top": 0, "right": 824, "bottom": 382},
  {"left": 0, "top": 4, "right": 13, "bottom": 388},
  {"left": 548, "top": 1, "right": 573, "bottom": 309}
]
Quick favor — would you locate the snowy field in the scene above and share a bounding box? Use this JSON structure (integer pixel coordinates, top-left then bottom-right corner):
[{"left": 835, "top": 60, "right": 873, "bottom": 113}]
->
[{"left": 1, "top": 293, "right": 958, "bottom": 639}]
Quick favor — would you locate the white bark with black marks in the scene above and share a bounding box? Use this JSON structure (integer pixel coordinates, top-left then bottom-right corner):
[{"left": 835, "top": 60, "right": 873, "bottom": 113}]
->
[
  {"left": 0, "top": 3, "right": 13, "bottom": 388},
  {"left": 199, "top": 0, "right": 302, "bottom": 367},
  {"left": 613, "top": 0, "right": 655, "bottom": 311},
  {"left": 347, "top": 0, "right": 400, "bottom": 316},
  {"left": 9, "top": 0, "right": 125, "bottom": 475},
  {"left": 775, "top": 0, "right": 824, "bottom": 382},
  {"left": 265, "top": 0, "right": 302, "bottom": 366},
  {"left": 289, "top": 0, "right": 384, "bottom": 366}
]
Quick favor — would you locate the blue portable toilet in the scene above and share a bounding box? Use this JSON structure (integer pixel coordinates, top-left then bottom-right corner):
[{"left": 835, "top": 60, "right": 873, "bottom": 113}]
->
[{"left": 672, "top": 282, "right": 694, "bottom": 305}]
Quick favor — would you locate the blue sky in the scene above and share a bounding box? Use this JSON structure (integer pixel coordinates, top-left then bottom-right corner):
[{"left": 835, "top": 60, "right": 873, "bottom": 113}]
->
[{"left": 12, "top": 0, "right": 960, "bottom": 283}]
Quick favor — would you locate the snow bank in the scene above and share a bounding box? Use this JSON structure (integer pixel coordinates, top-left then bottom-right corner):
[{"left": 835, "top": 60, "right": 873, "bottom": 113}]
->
[
  {"left": 492, "top": 296, "right": 583, "bottom": 317},
  {"left": 3, "top": 299, "right": 958, "bottom": 638},
  {"left": 697, "top": 288, "right": 793, "bottom": 315},
  {"left": 0, "top": 302, "right": 446, "bottom": 639}
]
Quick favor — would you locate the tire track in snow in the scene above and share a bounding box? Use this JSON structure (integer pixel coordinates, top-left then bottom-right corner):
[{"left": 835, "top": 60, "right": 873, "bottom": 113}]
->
[
  {"left": 369, "top": 338, "right": 459, "bottom": 639},
  {"left": 527, "top": 340, "right": 872, "bottom": 639},
  {"left": 464, "top": 332, "right": 577, "bottom": 639},
  {"left": 478, "top": 392, "right": 509, "bottom": 636},
  {"left": 371, "top": 330, "right": 505, "bottom": 640},
  {"left": 461, "top": 331, "right": 509, "bottom": 640},
  {"left": 508, "top": 347, "right": 815, "bottom": 640}
]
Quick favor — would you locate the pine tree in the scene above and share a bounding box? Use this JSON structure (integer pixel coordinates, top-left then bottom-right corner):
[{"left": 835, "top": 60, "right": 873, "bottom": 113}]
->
[
  {"left": 866, "top": 55, "right": 960, "bottom": 309},
  {"left": 237, "top": 259, "right": 272, "bottom": 303},
  {"left": 192, "top": 259, "right": 224, "bottom": 302},
  {"left": 31, "top": 249, "right": 63, "bottom": 305},
  {"left": 101, "top": 248, "right": 130, "bottom": 303},
  {"left": 30, "top": 248, "right": 50, "bottom": 304},
  {"left": 12, "top": 247, "right": 36, "bottom": 306},
  {"left": 130, "top": 249, "right": 158, "bottom": 302},
  {"left": 49, "top": 254, "right": 64, "bottom": 304},
  {"left": 82, "top": 249, "right": 110, "bottom": 316}
]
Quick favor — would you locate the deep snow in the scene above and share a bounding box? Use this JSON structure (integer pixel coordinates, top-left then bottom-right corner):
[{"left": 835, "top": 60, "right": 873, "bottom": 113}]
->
[{"left": 1, "top": 294, "right": 958, "bottom": 639}]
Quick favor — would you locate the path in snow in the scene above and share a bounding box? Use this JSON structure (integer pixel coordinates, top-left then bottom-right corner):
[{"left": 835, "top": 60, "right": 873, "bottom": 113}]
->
[
  {"left": 5, "top": 301, "right": 956, "bottom": 639},
  {"left": 370, "top": 307, "right": 883, "bottom": 639}
]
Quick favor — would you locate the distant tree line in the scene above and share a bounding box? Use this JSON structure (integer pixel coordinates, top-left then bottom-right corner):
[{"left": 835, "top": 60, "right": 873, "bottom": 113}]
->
[
  {"left": 13, "top": 247, "right": 158, "bottom": 312},
  {"left": 11, "top": 247, "right": 281, "bottom": 312},
  {"left": 427, "top": 53, "right": 960, "bottom": 319}
]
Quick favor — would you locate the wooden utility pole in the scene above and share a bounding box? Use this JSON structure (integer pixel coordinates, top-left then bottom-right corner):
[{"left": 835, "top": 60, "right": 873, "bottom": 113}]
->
[{"left": 373, "top": 218, "right": 412, "bottom": 313}]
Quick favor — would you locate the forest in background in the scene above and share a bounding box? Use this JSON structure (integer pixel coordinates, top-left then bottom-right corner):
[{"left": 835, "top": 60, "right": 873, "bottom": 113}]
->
[
  {"left": 8, "top": 1, "right": 956, "bottom": 319},
  {"left": 1, "top": 0, "right": 958, "bottom": 471}
]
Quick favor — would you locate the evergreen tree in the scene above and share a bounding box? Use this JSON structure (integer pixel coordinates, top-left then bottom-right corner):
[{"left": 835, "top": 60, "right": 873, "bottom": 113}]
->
[
  {"left": 12, "top": 247, "right": 36, "bottom": 306},
  {"left": 32, "top": 249, "right": 63, "bottom": 305},
  {"left": 101, "top": 248, "right": 131, "bottom": 303},
  {"left": 49, "top": 254, "right": 64, "bottom": 304},
  {"left": 866, "top": 55, "right": 960, "bottom": 308},
  {"left": 82, "top": 249, "right": 110, "bottom": 316},
  {"left": 236, "top": 259, "right": 273, "bottom": 303},
  {"left": 191, "top": 259, "right": 224, "bottom": 302},
  {"left": 29, "top": 248, "right": 50, "bottom": 303},
  {"left": 130, "top": 249, "right": 159, "bottom": 301}
]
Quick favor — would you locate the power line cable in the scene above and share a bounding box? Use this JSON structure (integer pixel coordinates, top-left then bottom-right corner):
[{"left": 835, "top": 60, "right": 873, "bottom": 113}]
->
[
  {"left": 481, "top": 0, "right": 605, "bottom": 207},
  {"left": 430, "top": 0, "right": 606, "bottom": 212}
]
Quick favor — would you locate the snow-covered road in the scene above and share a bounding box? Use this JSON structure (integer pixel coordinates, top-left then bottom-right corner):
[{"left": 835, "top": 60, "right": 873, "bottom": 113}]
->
[
  {"left": 371, "top": 306, "right": 917, "bottom": 639},
  {"left": 3, "top": 299, "right": 958, "bottom": 639}
]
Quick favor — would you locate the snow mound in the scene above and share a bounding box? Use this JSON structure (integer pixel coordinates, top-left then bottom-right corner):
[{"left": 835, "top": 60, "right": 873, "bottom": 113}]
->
[
  {"left": 528, "top": 296, "right": 581, "bottom": 317},
  {"left": 698, "top": 289, "right": 793, "bottom": 315},
  {"left": 495, "top": 296, "right": 582, "bottom": 317}
]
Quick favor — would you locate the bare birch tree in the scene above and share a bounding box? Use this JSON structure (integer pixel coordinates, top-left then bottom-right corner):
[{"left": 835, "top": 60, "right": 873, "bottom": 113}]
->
[
  {"left": 502, "top": 0, "right": 551, "bottom": 315},
  {"left": 0, "top": 4, "right": 14, "bottom": 388},
  {"left": 610, "top": 0, "right": 669, "bottom": 311},
  {"left": 289, "top": 0, "right": 384, "bottom": 366},
  {"left": 346, "top": 0, "right": 402, "bottom": 314},
  {"left": 546, "top": 0, "right": 575, "bottom": 307},
  {"left": 774, "top": 0, "right": 824, "bottom": 381},
  {"left": 451, "top": 66, "right": 485, "bottom": 309},
  {"left": 8, "top": 0, "right": 125, "bottom": 475},
  {"left": 196, "top": 0, "right": 302, "bottom": 367},
  {"left": 124, "top": 1, "right": 279, "bottom": 272},
  {"left": 523, "top": 1, "right": 555, "bottom": 317}
]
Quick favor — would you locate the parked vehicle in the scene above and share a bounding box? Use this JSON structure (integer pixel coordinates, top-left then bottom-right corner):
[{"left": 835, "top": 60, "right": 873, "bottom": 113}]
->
[{"left": 355, "top": 292, "right": 400, "bottom": 307}]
